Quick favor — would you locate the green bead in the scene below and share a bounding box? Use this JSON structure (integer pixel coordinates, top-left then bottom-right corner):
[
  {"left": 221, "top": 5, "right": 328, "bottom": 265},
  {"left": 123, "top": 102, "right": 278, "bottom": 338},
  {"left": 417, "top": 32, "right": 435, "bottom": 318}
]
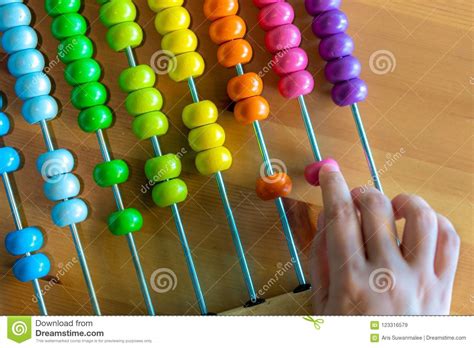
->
[
  {"left": 108, "top": 207, "right": 143, "bottom": 236},
  {"left": 71, "top": 82, "right": 107, "bottom": 109},
  {"left": 99, "top": 0, "right": 136, "bottom": 27},
  {"left": 58, "top": 35, "right": 93, "bottom": 64},
  {"left": 125, "top": 87, "right": 163, "bottom": 116},
  {"left": 132, "top": 111, "right": 169, "bottom": 140},
  {"left": 45, "top": 0, "right": 81, "bottom": 16},
  {"left": 65, "top": 58, "right": 101, "bottom": 86},
  {"left": 145, "top": 154, "right": 181, "bottom": 183},
  {"left": 119, "top": 65, "right": 155, "bottom": 93},
  {"left": 106, "top": 22, "right": 143, "bottom": 52},
  {"left": 51, "top": 13, "right": 86, "bottom": 40},
  {"left": 152, "top": 178, "right": 187, "bottom": 208},
  {"left": 93, "top": 159, "right": 129, "bottom": 187},
  {"left": 78, "top": 105, "right": 113, "bottom": 132}
]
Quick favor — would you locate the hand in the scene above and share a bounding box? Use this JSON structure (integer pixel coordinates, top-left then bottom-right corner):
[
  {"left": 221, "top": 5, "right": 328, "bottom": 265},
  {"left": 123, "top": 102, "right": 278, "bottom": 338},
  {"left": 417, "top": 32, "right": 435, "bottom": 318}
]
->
[{"left": 311, "top": 162, "right": 460, "bottom": 315}]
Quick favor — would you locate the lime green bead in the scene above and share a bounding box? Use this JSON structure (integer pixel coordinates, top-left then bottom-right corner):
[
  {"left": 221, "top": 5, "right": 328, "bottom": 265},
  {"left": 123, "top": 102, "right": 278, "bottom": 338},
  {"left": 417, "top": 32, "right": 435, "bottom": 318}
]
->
[
  {"left": 195, "top": 146, "right": 232, "bottom": 175},
  {"left": 145, "top": 154, "right": 181, "bottom": 183},
  {"left": 58, "top": 35, "right": 93, "bottom": 64},
  {"left": 132, "top": 111, "right": 168, "bottom": 140},
  {"left": 161, "top": 29, "right": 197, "bottom": 55},
  {"left": 154, "top": 6, "right": 190, "bottom": 35},
  {"left": 152, "top": 178, "right": 187, "bottom": 208},
  {"left": 182, "top": 100, "right": 218, "bottom": 130},
  {"left": 96, "top": 0, "right": 109, "bottom": 4},
  {"left": 125, "top": 87, "right": 163, "bottom": 116},
  {"left": 93, "top": 159, "right": 129, "bottom": 187},
  {"left": 65, "top": 58, "right": 101, "bottom": 86},
  {"left": 99, "top": 0, "right": 136, "bottom": 27},
  {"left": 71, "top": 82, "right": 108, "bottom": 109},
  {"left": 45, "top": 0, "right": 80, "bottom": 17},
  {"left": 147, "top": 0, "right": 183, "bottom": 12},
  {"left": 108, "top": 207, "right": 143, "bottom": 236},
  {"left": 188, "top": 123, "right": 226, "bottom": 152},
  {"left": 106, "top": 22, "right": 143, "bottom": 52},
  {"left": 78, "top": 105, "right": 113, "bottom": 133},
  {"left": 168, "top": 52, "right": 205, "bottom": 82},
  {"left": 119, "top": 65, "right": 155, "bottom": 93},
  {"left": 51, "top": 13, "right": 86, "bottom": 40}
]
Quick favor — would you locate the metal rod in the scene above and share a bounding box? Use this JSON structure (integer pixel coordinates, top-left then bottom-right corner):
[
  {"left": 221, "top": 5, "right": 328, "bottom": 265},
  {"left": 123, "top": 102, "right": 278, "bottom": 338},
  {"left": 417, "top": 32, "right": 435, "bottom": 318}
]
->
[
  {"left": 297, "top": 95, "right": 322, "bottom": 162},
  {"left": 187, "top": 77, "right": 199, "bottom": 103},
  {"left": 39, "top": 120, "right": 54, "bottom": 152},
  {"left": 125, "top": 46, "right": 137, "bottom": 67}
]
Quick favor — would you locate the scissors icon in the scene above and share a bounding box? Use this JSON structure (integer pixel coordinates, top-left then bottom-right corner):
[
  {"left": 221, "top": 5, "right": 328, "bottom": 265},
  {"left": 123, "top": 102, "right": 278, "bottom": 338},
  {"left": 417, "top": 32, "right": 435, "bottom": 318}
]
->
[{"left": 303, "top": 316, "right": 324, "bottom": 330}]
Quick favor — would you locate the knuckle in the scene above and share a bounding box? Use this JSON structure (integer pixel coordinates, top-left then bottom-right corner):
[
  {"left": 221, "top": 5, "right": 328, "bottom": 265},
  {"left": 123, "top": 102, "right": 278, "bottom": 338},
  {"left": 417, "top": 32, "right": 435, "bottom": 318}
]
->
[
  {"left": 413, "top": 207, "right": 437, "bottom": 225},
  {"left": 325, "top": 201, "right": 354, "bottom": 221},
  {"left": 361, "top": 191, "right": 390, "bottom": 208}
]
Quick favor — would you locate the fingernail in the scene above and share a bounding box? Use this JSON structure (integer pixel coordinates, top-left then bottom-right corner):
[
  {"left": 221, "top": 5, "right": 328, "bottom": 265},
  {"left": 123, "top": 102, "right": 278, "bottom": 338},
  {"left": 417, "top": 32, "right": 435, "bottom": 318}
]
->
[{"left": 320, "top": 160, "right": 340, "bottom": 174}]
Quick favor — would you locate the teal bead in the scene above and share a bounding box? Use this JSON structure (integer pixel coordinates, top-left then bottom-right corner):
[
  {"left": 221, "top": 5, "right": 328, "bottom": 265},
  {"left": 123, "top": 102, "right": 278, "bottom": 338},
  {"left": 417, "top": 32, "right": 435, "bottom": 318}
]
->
[
  {"left": 51, "top": 13, "right": 87, "bottom": 40},
  {"left": 78, "top": 105, "right": 113, "bottom": 132},
  {"left": 45, "top": 0, "right": 81, "bottom": 17},
  {"left": 71, "top": 82, "right": 107, "bottom": 109},
  {"left": 93, "top": 159, "right": 129, "bottom": 187},
  {"left": 65, "top": 58, "right": 101, "bottom": 86},
  {"left": 108, "top": 207, "right": 143, "bottom": 236},
  {"left": 58, "top": 35, "right": 93, "bottom": 64}
]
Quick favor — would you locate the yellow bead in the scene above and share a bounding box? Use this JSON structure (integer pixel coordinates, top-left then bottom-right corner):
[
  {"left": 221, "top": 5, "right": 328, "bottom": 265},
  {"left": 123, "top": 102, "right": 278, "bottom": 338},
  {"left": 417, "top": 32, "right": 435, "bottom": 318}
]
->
[
  {"left": 168, "top": 52, "right": 204, "bottom": 82},
  {"left": 147, "top": 0, "right": 183, "bottom": 12},
  {"left": 154, "top": 6, "right": 190, "bottom": 35},
  {"left": 195, "top": 146, "right": 232, "bottom": 175},
  {"left": 182, "top": 100, "right": 218, "bottom": 129},
  {"left": 188, "top": 123, "right": 225, "bottom": 152},
  {"left": 106, "top": 22, "right": 143, "bottom": 52},
  {"left": 125, "top": 87, "right": 163, "bottom": 116},
  {"left": 161, "top": 29, "right": 197, "bottom": 55}
]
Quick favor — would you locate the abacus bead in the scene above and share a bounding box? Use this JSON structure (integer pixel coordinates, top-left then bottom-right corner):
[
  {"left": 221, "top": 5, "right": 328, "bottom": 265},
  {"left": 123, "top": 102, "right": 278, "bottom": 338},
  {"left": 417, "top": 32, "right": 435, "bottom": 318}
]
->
[
  {"left": 119, "top": 65, "right": 156, "bottom": 93},
  {"left": 43, "top": 173, "right": 80, "bottom": 201},
  {"left": 99, "top": 0, "right": 136, "bottom": 27},
  {"left": 71, "top": 82, "right": 108, "bottom": 109},
  {"left": 45, "top": 0, "right": 80, "bottom": 16},
  {"left": 58, "top": 35, "right": 93, "bottom": 64},
  {"left": 203, "top": 0, "right": 238, "bottom": 21},
  {"left": 252, "top": 0, "right": 283, "bottom": 8},
  {"left": 22, "top": 95, "right": 58, "bottom": 124},
  {"left": 182, "top": 100, "right": 218, "bottom": 129},
  {"left": 217, "top": 39, "right": 252, "bottom": 68},
  {"left": 168, "top": 52, "right": 205, "bottom": 82},
  {"left": 312, "top": 9, "right": 348, "bottom": 38},
  {"left": 0, "top": 3, "right": 31, "bottom": 31},
  {"left": 108, "top": 208, "right": 143, "bottom": 236},
  {"left": 65, "top": 58, "right": 101, "bottom": 86},
  {"left": 234, "top": 96, "right": 270, "bottom": 125},
  {"left": 78, "top": 105, "right": 113, "bottom": 132},
  {"left": 51, "top": 198, "right": 88, "bottom": 227},
  {"left": 258, "top": 2, "right": 294, "bottom": 31},
  {"left": 125, "top": 87, "right": 163, "bottom": 116},
  {"left": 304, "top": 0, "right": 341, "bottom": 15},
  {"left": 0, "top": 0, "right": 22, "bottom": 5},
  {"left": 188, "top": 123, "right": 226, "bottom": 152},
  {"left": 278, "top": 70, "right": 314, "bottom": 99},
  {"left": 0, "top": 147, "right": 20, "bottom": 174},
  {"left": 319, "top": 32, "right": 353, "bottom": 61},
  {"left": 145, "top": 154, "right": 181, "bottom": 182},
  {"left": 227, "top": 72, "right": 263, "bottom": 102},
  {"left": 256, "top": 173, "right": 292, "bottom": 200},
  {"left": 325, "top": 55, "right": 361, "bottom": 83},
  {"left": 13, "top": 254, "right": 50, "bottom": 282},
  {"left": 195, "top": 146, "right": 232, "bottom": 175},
  {"left": 36, "top": 149, "right": 74, "bottom": 177},
  {"left": 5, "top": 227, "right": 43, "bottom": 256},
  {"left": 106, "top": 22, "right": 143, "bottom": 52},
  {"left": 1, "top": 25, "right": 37, "bottom": 54},
  {"left": 7, "top": 49, "right": 45, "bottom": 77},
  {"left": 265, "top": 24, "right": 301, "bottom": 54},
  {"left": 209, "top": 15, "right": 246, "bottom": 45},
  {"left": 154, "top": 6, "right": 190, "bottom": 36},
  {"left": 304, "top": 157, "right": 338, "bottom": 186},
  {"left": 15, "top": 72, "right": 52, "bottom": 100},
  {"left": 132, "top": 111, "right": 169, "bottom": 139},
  {"left": 162, "top": 29, "right": 197, "bottom": 55},
  {"left": 0, "top": 112, "right": 10, "bottom": 136},
  {"left": 147, "top": 0, "right": 183, "bottom": 12},
  {"left": 151, "top": 178, "right": 187, "bottom": 208},
  {"left": 93, "top": 159, "right": 129, "bottom": 187},
  {"left": 272, "top": 47, "right": 308, "bottom": 76},
  {"left": 51, "top": 13, "right": 87, "bottom": 40},
  {"left": 331, "top": 78, "right": 368, "bottom": 106}
]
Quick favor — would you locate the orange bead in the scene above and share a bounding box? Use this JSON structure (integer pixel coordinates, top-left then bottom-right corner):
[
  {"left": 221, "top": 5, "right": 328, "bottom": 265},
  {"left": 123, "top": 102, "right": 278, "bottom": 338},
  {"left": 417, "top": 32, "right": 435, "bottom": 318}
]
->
[
  {"left": 217, "top": 39, "right": 252, "bottom": 68},
  {"left": 227, "top": 72, "right": 263, "bottom": 102},
  {"left": 203, "top": 0, "right": 238, "bottom": 21},
  {"left": 234, "top": 95, "right": 270, "bottom": 125},
  {"left": 256, "top": 173, "right": 292, "bottom": 201},
  {"left": 209, "top": 15, "right": 246, "bottom": 45}
]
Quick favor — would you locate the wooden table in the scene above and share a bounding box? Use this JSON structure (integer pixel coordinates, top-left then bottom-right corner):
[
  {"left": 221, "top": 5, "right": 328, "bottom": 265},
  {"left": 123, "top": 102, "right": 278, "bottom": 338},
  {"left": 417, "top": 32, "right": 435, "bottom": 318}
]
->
[{"left": 0, "top": 0, "right": 472, "bottom": 315}]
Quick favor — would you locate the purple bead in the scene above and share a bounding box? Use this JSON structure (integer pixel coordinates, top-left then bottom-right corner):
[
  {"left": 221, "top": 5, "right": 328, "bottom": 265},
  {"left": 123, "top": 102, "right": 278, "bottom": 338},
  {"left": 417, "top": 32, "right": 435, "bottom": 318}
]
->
[
  {"left": 258, "top": 2, "right": 295, "bottom": 31},
  {"left": 273, "top": 47, "right": 308, "bottom": 76},
  {"left": 312, "top": 9, "right": 348, "bottom": 38},
  {"left": 278, "top": 70, "right": 314, "bottom": 99},
  {"left": 325, "top": 55, "right": 361, "bottom": 83},
  {"left": 264, "top": 24, "right": 301, "bottom": 53},
  {"left": 319, "top": 32, "right": 353, "bottom": 61},
  {"left": 331, "top": 78, "right": 368, "bottom": 106},
  {"left": 305, "top": 0, "right": 341, "bottom": 15}
]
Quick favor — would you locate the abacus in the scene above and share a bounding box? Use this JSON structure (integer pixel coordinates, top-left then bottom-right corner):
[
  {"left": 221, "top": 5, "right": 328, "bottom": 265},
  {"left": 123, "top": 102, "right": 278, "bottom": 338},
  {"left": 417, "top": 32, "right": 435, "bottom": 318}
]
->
[
  {"left": 0, "top": 93, "right": 49, "bottom": 315},
  {"left": 0, "top": 0, "right": 100, "bottom": 314},
  {"left": 202, "top": 0, "right": 311, "bottom": 292}
]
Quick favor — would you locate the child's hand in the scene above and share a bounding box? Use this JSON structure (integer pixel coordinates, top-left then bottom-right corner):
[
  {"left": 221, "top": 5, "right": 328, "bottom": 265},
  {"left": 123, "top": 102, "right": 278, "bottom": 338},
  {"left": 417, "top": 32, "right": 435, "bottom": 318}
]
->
[{"left": 311, "top": 163, "right": 460, "bottom": 315}]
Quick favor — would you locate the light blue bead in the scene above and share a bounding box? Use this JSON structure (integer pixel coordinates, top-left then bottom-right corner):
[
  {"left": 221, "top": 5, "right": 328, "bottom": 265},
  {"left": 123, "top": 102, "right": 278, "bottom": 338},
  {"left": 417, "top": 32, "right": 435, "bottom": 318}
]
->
[
  {"left": 15, "top": 72, "right": 51, "bottom": 100},
  {"left": 7, "top": 49, "right": 45, "bottom": 77},
  {"left": 13, "top": 253, "right": 50, "bottom": 282},
  {"left": 0, "top": 112, "right": 10, "bottom": 136},
  {"left": 44, "top": 172, "right": 80, "bottom": 201},
  {"left": 36, "top": 149, "right": 74, "bottom": 178},
  {"left": 0, "top": 1, "right": 23, "bottom": 6},
  {"left": 51, "top": 198, "right": 88, "bottom": 227},
  {"left": 1, "top": 25, "right": 37, "bottom": 54},
  {"left": 21, "top": 95, "right": 58, "bottom": 124},
  {"left": 0, "top": 3, "right": 31, "bottom": 32},
  {"left": 0, "top": 146, "right": 20, "bottom": 174},
  {"left": 5, "top": 226, "right": 44, "bottom": 256}
]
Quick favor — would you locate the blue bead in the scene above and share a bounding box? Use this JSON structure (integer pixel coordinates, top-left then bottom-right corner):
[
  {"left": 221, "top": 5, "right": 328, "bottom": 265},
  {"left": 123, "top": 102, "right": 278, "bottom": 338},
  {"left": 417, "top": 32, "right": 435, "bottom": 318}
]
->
[
  {"left": 0, "top": 1, "right": 23, "bottom": 6},
  {"left": 1, "top": 25, "right": 37, "bottom": 54},
  {"left": 7, "top": 49, "right": 45, "bottom": 77},
  {"left": 0, "top": 112, "right": 10, "bottom": 136},
  {"left": 21, "top": 95, "right": 58, "bottom": 124},
  {"left": 51, "top": 198, "right": 88, "bottom": 227},
  {"left": 0, "top": 3, "right": 31, "bottom": 32},
  {"left": 15, "top": 72, "right": 51, "bottom": 100},
  {"left": 44, "top": 172, "right": 80, "bottom": 201},
  {"left": 0, "top": 146, "right": 20, "bottom": 174},
  {"left": 13, "top": 253, "right": 50, "bottom": 282},
  {"left": 5, "top": 226, "right": 44, "bottom": 256},
  {"left": 36, "top": 149, "right": 74, "bottom": 178}
]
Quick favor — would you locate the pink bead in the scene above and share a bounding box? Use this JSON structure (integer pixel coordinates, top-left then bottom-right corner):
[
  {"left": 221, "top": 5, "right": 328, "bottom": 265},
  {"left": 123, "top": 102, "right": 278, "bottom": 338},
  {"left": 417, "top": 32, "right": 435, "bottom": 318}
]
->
[
  {"left": 304, "top": 158, "right": 339, "bottom": 186},
  {"left": 253, "top": 0, "right": 283, "bottom": 8},
  {"left": 264, "top": 24, "right": 301, "bottom": 53},
  {"left": 272, "top": 47, "right": 308, "bottom": 76},
  {"left": 258, "top": 2, "right": 294, "bottom": 31},
  {"left": 278, "top": 70, "right": 314, "bottom": 99}
]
